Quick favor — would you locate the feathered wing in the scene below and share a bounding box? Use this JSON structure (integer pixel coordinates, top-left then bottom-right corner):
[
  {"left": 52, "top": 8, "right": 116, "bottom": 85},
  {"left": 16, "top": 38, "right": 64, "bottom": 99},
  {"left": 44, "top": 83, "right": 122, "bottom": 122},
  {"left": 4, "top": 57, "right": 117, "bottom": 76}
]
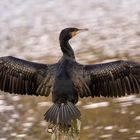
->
[
  {"left": 73, "top": 60, "right": 140, "bottom": 98},
  {"left": 0, "top": 56, "right": 57, "bottom": 96}
]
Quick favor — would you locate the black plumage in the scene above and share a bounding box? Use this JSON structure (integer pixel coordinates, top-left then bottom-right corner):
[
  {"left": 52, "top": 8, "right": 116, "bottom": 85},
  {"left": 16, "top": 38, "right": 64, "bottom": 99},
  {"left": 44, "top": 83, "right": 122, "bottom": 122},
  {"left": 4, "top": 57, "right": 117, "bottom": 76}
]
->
[{"left": 0, "top": 27, "right": 140, "bottom": 126}]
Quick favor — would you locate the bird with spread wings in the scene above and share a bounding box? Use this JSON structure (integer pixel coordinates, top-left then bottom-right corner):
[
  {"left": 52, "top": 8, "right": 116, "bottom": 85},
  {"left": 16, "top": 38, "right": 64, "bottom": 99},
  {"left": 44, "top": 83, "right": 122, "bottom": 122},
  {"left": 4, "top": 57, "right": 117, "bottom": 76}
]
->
[{"left": 0, "top": 27, "right": 139, "bottom": 127}]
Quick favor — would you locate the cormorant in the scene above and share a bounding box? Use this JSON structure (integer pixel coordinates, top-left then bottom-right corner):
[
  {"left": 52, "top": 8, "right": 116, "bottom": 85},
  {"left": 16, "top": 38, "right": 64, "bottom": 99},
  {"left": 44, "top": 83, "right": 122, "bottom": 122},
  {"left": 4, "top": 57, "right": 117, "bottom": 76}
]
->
[{"left": 0, "top": 27, "right": 140, "bottom": 127}]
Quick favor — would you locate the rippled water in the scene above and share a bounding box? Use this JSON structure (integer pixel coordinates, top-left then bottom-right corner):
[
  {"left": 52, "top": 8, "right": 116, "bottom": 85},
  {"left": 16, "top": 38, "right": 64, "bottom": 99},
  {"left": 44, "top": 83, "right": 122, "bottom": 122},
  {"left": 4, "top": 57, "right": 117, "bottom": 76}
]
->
[{"left": 0, "top": 93, "right": 140, "bottom": 139}]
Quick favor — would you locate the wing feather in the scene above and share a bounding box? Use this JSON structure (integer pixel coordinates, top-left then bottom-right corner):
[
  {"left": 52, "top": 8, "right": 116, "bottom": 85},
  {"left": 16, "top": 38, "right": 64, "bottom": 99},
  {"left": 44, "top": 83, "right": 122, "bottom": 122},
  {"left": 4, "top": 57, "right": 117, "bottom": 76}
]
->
[
  {"left": 78, "top": 60, "right": 140, "bottom": 98},
  {"left": 0, "top": 56, "right": 57, "bottom": 96}
]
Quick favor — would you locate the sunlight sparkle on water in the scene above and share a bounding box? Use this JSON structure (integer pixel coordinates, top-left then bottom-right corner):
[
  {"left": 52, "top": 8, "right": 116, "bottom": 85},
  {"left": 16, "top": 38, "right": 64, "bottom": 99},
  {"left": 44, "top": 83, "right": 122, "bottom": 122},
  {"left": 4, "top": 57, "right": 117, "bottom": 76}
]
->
[{"left": 83, "top": 102, "right": 109, "bottom": 109}]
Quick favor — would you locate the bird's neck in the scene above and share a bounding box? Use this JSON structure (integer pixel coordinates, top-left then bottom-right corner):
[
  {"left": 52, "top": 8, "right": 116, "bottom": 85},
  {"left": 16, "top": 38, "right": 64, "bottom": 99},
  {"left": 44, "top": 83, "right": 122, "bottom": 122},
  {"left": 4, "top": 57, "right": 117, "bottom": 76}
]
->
[{"left": 60, "top": 40, "right": 75, "bottom": 59}]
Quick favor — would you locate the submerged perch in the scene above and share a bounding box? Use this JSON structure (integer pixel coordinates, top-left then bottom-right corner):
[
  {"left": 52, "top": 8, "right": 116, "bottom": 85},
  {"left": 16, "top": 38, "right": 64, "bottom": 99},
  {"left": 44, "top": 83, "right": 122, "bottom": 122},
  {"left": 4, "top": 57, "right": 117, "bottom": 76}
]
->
[{"left": 0, "top": 27, "right": 139, "bottom": 136}]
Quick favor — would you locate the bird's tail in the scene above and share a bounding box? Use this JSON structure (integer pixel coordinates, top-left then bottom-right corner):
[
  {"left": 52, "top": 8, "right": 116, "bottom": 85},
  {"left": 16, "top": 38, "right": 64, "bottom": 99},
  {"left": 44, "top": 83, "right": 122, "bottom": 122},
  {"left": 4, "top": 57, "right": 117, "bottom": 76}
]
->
[{"left": 44, "top": 101, "right": 81, "bottom": 126}]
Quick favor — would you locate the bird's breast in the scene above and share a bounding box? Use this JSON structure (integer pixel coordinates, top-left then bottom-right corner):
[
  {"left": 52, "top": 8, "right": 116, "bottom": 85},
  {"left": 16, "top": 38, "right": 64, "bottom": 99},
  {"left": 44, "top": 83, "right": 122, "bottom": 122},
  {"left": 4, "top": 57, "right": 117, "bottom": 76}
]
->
[
  {"left": 52, "top": 60, "right": 77, "bottom": 103},
  {"left": 53, "top": 76, "right": 74, "bottom": 95}
]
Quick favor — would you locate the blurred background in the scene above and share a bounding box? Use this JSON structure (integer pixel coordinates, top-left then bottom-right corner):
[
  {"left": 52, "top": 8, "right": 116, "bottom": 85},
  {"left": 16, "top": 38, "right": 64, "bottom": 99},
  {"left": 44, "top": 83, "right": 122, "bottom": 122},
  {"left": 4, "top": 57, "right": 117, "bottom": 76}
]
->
[{"left": 0, "top": 0, "right": 140, "bottom": 139}]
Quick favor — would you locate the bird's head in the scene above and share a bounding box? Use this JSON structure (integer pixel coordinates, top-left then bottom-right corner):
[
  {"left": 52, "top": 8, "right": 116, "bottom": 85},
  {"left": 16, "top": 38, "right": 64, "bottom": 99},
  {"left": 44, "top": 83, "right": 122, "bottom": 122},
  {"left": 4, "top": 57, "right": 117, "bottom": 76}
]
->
[{"left": 59, "top": 27, "right": 88, "bottom": 42}]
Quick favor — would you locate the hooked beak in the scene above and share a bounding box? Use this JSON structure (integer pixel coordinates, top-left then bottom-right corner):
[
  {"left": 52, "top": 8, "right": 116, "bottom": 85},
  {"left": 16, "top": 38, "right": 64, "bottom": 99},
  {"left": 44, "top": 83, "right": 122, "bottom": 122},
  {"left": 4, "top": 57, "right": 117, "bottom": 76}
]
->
[
  {"left": 71, "top": 28, "right": 88, "bottom": 37},
  {"left": 78, "top": 28, "right": 88, "bottom": 33}
]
